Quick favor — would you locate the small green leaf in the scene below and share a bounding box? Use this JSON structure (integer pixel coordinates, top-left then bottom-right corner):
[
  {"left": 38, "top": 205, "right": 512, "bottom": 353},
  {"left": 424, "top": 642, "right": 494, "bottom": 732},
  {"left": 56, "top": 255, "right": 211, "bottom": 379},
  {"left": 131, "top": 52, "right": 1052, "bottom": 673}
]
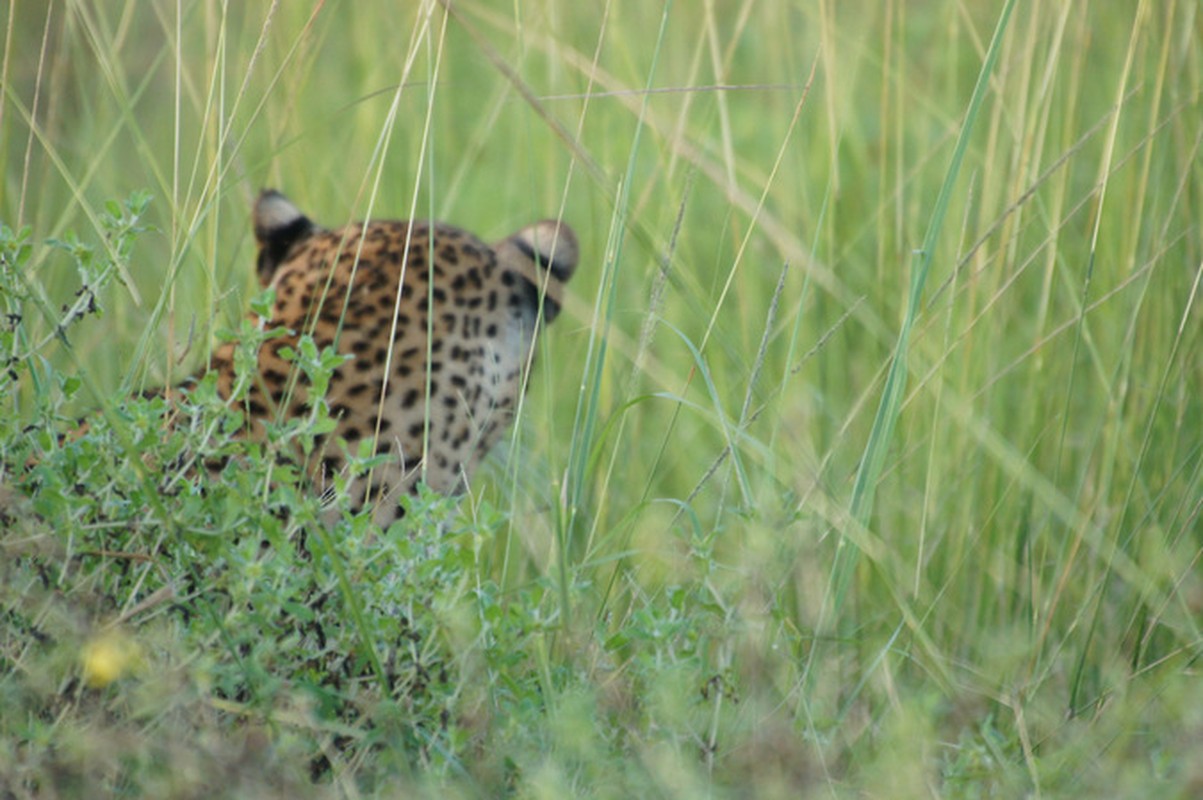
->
[{"left": 249, "top": 287, "right": 276, "bottom": 319}]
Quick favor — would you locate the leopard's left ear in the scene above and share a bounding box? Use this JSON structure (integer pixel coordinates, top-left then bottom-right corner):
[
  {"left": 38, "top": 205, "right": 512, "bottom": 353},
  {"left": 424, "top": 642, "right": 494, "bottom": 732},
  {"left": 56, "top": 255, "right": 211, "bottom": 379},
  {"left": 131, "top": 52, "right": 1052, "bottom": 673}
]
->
[
  {"left": 495, "top": 219, "right": 578, "bottom": 322},
  {"left": 253, "top": 189, "right": 319, "bottom": 286}
]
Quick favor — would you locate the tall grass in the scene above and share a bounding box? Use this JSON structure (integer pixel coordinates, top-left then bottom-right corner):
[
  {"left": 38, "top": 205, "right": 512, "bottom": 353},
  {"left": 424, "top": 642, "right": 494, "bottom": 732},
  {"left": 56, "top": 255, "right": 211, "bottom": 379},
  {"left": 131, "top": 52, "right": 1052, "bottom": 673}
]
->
[{"left": 2, "top": 1, "right": 1201, "bottom": 796}]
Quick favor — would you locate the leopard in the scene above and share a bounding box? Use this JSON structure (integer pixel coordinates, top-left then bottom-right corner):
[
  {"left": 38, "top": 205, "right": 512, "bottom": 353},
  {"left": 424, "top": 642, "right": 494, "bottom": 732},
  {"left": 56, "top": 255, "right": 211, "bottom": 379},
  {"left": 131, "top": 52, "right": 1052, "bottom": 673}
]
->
[
  {"left": 2, "top": 190, "right": 580, "bottom": 776},
  {"left": 201, "top": 189, "right": 580, "bottom": 526}
]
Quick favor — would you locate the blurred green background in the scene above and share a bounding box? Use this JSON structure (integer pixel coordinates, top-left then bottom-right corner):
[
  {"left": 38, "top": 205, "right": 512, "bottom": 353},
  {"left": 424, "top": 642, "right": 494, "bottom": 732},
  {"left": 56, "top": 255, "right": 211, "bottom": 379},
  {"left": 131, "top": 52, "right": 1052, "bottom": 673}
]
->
[{"left": 3, "top": 1, "right": 1202, "bottom": 795}]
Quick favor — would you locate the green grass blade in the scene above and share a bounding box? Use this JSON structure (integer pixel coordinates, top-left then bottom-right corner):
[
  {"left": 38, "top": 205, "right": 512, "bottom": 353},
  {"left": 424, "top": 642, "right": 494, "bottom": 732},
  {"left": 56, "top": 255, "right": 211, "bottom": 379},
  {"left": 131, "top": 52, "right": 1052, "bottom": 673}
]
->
[{"left": 824, "top": 0, "right": 1019, "bottom": 628}]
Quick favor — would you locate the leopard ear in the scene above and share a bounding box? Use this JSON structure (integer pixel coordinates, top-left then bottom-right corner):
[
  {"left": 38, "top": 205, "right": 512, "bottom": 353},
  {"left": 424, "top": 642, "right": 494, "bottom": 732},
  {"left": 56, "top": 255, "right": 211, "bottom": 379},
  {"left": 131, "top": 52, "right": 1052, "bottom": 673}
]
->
[
  {"left": 496, "top": 219, "right": 578, "bottom": 322},
  {"left": 254, "top": 189, "right": 318, "bottom": 286}
]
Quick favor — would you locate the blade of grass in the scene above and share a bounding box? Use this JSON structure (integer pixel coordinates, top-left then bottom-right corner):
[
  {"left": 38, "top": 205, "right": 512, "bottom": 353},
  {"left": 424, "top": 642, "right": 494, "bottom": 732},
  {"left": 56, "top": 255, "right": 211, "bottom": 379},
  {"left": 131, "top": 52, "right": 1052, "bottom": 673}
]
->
[
  {"left": 1065, "top": 0, "right": 1155, "bottom": 713},
  {"left": 561, "top": 0, "right": 672, "bottom": 627},
  {"left": 821, "top": 0, "right": 1018, "bottom": 633}
]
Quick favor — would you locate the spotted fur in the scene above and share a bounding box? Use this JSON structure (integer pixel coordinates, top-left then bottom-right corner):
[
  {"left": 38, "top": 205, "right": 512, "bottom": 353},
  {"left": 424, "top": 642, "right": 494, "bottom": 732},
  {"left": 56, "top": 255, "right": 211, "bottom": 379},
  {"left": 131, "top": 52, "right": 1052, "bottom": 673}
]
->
[{"left": 211, "top": 190, "right": 578, "bottom": 524}]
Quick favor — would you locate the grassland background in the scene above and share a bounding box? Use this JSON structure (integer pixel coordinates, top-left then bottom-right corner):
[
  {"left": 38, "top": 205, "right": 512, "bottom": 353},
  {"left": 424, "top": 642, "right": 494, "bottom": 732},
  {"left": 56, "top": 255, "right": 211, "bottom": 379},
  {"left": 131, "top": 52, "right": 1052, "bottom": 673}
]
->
[{"left": 2, "top": 0, "right": 1201, "bottom": 797}]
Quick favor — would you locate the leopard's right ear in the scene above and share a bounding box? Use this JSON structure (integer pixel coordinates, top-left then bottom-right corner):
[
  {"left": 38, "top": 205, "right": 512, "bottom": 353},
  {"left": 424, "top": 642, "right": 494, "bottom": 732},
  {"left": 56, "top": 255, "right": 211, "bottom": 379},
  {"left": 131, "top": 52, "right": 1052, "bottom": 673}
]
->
[{"left": 254, "top": 189, "right": 318, "bottom": 286}]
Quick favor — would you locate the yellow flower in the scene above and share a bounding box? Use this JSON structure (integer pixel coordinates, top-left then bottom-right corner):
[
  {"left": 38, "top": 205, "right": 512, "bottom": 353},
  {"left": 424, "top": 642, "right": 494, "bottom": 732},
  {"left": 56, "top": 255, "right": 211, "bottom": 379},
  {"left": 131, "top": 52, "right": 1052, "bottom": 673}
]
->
[{"left": 81, "top": 629, "right": 141, "bottom": 688}]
